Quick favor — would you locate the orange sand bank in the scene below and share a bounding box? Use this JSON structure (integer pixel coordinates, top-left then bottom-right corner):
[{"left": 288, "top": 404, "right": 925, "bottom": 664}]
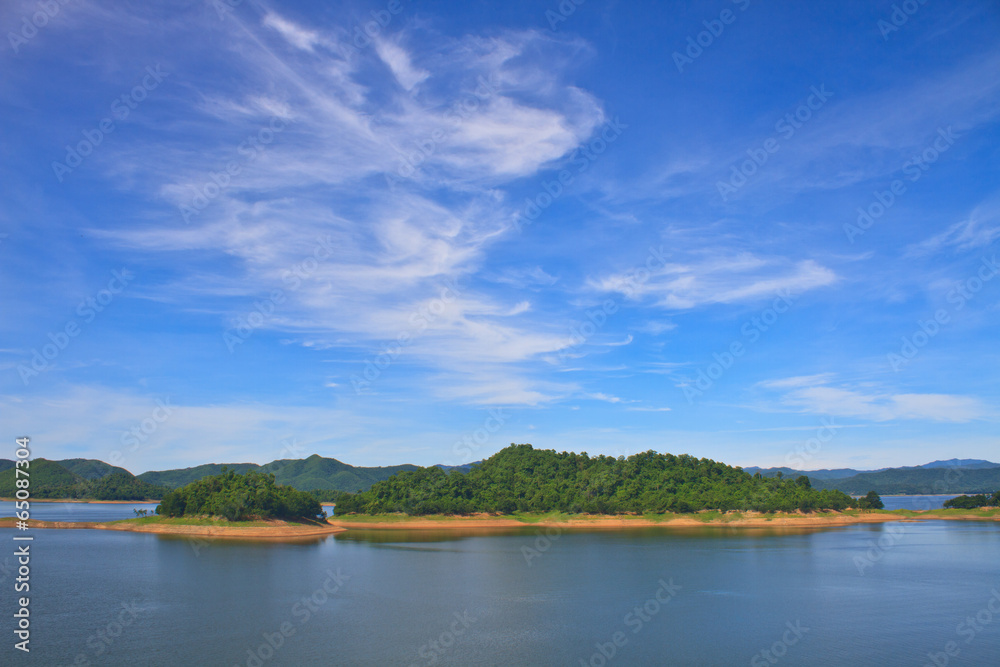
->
[{"left": 0, "top": 517, "right": 345, "bottom": 539}]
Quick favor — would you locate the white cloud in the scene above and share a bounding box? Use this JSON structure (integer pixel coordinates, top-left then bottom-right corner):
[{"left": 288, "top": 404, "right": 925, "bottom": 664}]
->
[
  {"left": 905, "top": 197, "right": 1000, "bottom": 257},
  {"left": 594, "top": 255, "right": 836, "bottom": 310},
  {"left": 774, "top": 384, "right": 988, "bottom": 423},
  {"left": 86, "top": 19, "right": 608, "bottom": 405},
  {"left": 374, "top": 38, "right": 429, "bottom": 90}
]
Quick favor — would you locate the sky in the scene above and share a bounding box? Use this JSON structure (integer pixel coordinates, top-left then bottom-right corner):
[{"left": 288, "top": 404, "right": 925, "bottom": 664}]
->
[{"left": 1, "top": 0, "right": 998, "bottom": 475}]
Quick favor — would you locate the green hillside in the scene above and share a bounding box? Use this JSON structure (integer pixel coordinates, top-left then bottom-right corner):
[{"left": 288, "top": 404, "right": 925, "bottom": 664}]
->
[
  {"left": 814, "top": 467, "right": 1000, "bottom": 495},
  {"left": 0, "top": 458, "right": 86, "bottom": 497},
  {"left": 0, "top": 459, "right": 14, "bottom": 474},
  {"left": 335, "top": 444, "right": 857, "bottom": 515},
  {"left": 139, "top": 455, "right": 419, "bottom": 493},
  {"left": 0, "top": 459, "right": 167, "bottom": 500},
  {"left": 262, "top": 454, "right": 419, "bottom": 492},
  {"left": 138, "top": 463, "right": 261, "bottom": 489},
  {"left": 56, "top": 458, "right": 133, "bottom": 480}
]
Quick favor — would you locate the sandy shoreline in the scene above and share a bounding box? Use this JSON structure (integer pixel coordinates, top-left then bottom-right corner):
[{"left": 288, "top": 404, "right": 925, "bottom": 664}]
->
[
  {"left": 0, "top": 517, "right": 346, "bottom": 539},
  {"left": 0, "top": 497, "right": 160, "bottom": 504},
  {"left": 328, "top": 513, "right": 904, "bottom": 530},
  {"left": 328, "top": 510, "right": 998, "bottom": 530},
  {"left": 2, "top": 511, "right": 994, "bottom": 538}
]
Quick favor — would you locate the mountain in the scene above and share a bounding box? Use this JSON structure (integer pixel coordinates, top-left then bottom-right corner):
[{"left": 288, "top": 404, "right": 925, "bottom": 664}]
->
[
  {"left": 138, "top": 455, "right": 420, "bottom": 493},
  {"left": 433, "top": 462, "right": 481, "bottom": 473},
  {"left": 0, "top": 458, "right": 86, "bottom": 493},
  {"left": 56, "top": 458, "right": 134, "bottom": 480},
  {"left": 742, "top": 466, "right": 866, "bottom": 480},
  {"left": 137, "top": 463, "right": 261, "bottom": 489},
  {"left": 261, "top": 454, "right": 419, "bottom": 492},
  {"left": 812, "top": 467, "right": 1000, "bottom": 495},
  {"left": 917, "top": 459, "right": 1000, "bottom": 470},
  {"left": 0, "top": 459, "right": 14, "bottom": 474},
  {"left": 0, "top": 458, "right": 166, "bottom": 500}
]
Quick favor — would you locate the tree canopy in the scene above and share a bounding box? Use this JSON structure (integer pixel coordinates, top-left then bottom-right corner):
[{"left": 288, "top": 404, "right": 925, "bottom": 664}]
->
[
  {"left": 155, "top": 468, "right": 324, "bottom": 521},
  {"left": 856, "top": 491, "right": 884, "bottom": 510},
  {"left": 943, "top": 491, "right": 1000, "bottom": 509},
  {"left": 334, "top": 444, "right": 858, "bottom": 516}
]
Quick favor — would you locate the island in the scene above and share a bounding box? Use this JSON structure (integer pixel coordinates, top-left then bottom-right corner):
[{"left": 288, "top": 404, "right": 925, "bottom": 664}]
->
[{"left": 3, "top": 447, "right": 996, "bottom": 539}]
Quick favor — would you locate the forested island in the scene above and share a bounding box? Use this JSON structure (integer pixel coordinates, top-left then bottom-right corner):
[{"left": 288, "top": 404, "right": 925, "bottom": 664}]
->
[
  {"left": 156, "top": 469, "right": 325, "bottom": 521},
  {"left": 334, "top": 444, "right": 863, "bottom": 515}
]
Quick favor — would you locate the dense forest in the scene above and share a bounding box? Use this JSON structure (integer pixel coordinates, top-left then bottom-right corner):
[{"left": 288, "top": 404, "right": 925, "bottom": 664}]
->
[
  {"left": 155, "top": 469, "right": 325, "bottom": 521},
  {"left": 0, "top": 459, "right": 167, "bottom": 500},
  {"left": 334, "top": 444, "right": 860, "bottom": 515},
  {"left": 943, "top": 491, "right": 1000, "bottom": 509},
  {"left": 138, "top": 454, "right": 418, "bottom": 492}
]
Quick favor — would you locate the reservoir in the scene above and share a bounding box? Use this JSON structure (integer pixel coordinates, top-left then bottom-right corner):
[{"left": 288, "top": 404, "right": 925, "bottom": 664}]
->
[{"left": 1, "top": 502, "right": 997, "bottom": 666}]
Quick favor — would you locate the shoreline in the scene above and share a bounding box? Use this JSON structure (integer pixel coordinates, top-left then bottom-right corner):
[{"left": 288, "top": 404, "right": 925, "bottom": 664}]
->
[
  {"left": 327, "top": 509, "right": 999, "bottom": 530},
  {"left": 0, "top": 497, "right": 160, "bottom": 504},
  {"left": 2, "top": 509, "right": 995, "bottom": 538},
  {"left": 0, "top": 517, "right": 346, "bottom": 540}
]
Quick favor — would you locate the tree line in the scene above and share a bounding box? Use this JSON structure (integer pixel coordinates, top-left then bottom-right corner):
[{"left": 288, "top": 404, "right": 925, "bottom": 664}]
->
[
  {"left": 156, "top": 469, "right": 325, "bottom": 521},
  {"left": 334, "top": 444, "right": 865, "bottom": 515},
  {"left": 943, "top": 491, "right": 1000, "bottom": 509}
]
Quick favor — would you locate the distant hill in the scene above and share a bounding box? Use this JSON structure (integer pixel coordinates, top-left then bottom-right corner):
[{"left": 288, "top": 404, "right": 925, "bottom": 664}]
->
[
  {"left": 916, "top": 459, "right": 1000, "bottom": 470},
  {"left": 139, "top": 455, "right": 420, "bottom": 493},
  {"left": 137, "top": 463, "right": 261, "bottom": 489},
  {"left": 743, "top": 459, "right": 1000, "bottom": 493},
  {"left": 0, "top": 459, "right": 14, "bottom": 474},
  {"left": 433, "top": 462, "right": 481, "bottom": 473},
  {"left": 813, "top": 467, "right": 1000, "bottom": 495},
  {"left": 0, "top": 458, "right": 167, "bottom": 500},
  {"left": 742, "top": 466, "right": 867, "bottom": 480},
  {"left": 261, "top": 454, "right": 419, "bottom": 492},
  {"left": 56, "top": 458, "right": 133, "bottom": 480},
  {"left": 0, "top": 458, "right": 86, "bottom": 495}
]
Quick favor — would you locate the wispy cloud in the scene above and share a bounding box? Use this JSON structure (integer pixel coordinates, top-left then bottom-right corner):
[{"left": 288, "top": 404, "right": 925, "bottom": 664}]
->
[
  {"left": 905, "top": 197, "right": 1000, "bottom": 257},
  {"left": 769, "top": 382, "right": 988, "bottom": 423},
  {"left": 593, "top": 255, "right": 836, "bottom": 310}
]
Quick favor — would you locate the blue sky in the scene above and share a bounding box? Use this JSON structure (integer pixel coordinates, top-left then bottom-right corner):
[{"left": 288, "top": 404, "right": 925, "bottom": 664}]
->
[{"left": 2, "top": 0, "right": 998, "bottom": 474}]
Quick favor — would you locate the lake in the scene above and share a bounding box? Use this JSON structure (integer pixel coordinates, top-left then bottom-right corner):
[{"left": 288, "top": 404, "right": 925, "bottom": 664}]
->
[{"left": 1, "top": 502, "right": 998, "bottom": 666}]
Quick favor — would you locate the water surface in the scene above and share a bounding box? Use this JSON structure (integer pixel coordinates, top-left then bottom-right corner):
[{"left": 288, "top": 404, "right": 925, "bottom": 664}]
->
[{"left": 1, "top": 506, "right": 997, "bottom": 666}]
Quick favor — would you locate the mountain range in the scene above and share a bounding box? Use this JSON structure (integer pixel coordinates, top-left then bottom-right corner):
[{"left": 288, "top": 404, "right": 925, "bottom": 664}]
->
[{"left": 2, "top": 455, "right": 998, "bottom": 500}]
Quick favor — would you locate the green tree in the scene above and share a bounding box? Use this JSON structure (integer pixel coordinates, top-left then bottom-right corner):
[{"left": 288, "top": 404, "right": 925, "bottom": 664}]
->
[{"left": 857, "top": 490, "right": 884, "bottom": 510}]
